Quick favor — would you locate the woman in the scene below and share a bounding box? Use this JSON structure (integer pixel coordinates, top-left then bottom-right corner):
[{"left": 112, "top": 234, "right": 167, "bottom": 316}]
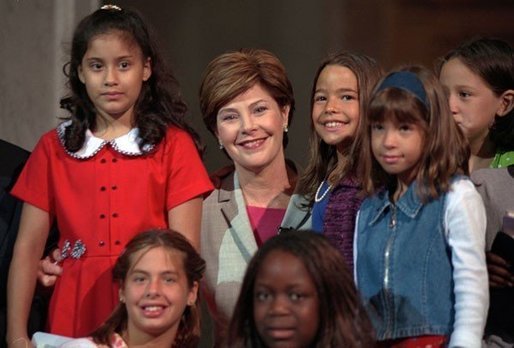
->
[{"left": 198, "top": 48, "right": 311, "bottom": 345}]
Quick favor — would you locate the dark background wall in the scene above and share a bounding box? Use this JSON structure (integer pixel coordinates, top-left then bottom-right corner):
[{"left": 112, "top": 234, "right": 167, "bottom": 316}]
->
[
  {"left": 111, "top": 0, "right": 514, "bottom": 172},
  {"left": 112, "top": 0, "right": 348, "bottom": 171}
]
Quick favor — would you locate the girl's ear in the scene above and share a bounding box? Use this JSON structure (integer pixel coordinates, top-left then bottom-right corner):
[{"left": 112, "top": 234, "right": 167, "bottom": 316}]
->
[
  {"left": 187, "top": 281, "right": 199, "bottom": 306},
  {"left": 497, "top": 89, "right": 514, "bottom": 117},
  {"left": 78, "top": 65, "right": 85, "bottom": 84},
  {"left": 143, "top": 57, "right": 152, "bottom": 82},
  {"left": 118, "top": 288, "right": 125, "bottom": 303}
]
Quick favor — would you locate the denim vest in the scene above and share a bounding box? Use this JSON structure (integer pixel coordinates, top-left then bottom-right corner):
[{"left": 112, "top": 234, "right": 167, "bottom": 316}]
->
[{"left": 356, "top": 182, "right": 453, "bottom": 340}]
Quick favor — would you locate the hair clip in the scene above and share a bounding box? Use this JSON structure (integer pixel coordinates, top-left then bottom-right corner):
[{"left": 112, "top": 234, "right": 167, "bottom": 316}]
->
[{"left": 100, "top": 4, "right": 122, "bottom": 11}]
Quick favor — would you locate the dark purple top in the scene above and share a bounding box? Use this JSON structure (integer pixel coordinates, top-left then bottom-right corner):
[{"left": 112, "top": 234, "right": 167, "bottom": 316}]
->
[{"left": 323, "top": 176, "right": 363, "bottom": 273}]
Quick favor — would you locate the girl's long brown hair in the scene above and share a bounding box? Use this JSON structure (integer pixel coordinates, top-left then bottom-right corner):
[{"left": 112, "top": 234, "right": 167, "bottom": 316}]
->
[{"left": 297, "top": 51, "right": 383, "bottom": 202}]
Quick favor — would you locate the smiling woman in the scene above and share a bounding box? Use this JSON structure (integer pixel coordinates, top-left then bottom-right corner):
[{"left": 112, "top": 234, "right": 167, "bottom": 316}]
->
[{"left": 198, "top": 48, "right": 312, "bottom": 345}]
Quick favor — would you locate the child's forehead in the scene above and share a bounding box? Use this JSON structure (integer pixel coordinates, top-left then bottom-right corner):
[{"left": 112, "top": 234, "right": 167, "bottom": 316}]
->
[
  {"left": 258, "top": 250, "right": 306, "bottom": 275},
  {"left": 87, "top": 29, "right": 140, "bottom": 52},
  {"left": 129, "top": 246, "right": 185, "bottom": 270}
]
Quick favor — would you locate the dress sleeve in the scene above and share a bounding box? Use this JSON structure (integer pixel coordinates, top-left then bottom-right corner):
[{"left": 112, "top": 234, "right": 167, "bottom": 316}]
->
[
  {"left": 445, "top": 178, "right": 488, "bottom": 348},
  {"left": 164, "top": 128, "right": 213, "bottom": 210},
  {"left": 10, "top": 134, "right": 53, "bottom": 213}
]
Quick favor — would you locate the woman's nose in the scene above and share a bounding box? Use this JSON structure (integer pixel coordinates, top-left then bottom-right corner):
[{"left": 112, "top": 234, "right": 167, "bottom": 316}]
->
[{"left": 240, "top": 113, "right": 256, "bottom": 133}]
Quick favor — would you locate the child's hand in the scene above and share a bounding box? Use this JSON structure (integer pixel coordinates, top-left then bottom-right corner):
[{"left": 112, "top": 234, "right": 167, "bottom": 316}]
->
[
  {"left": 37, "top": 248, "right": 63, "bottom": 287},
  {"left": 486, "top": 251, "right": 513, "bottom": 288}
]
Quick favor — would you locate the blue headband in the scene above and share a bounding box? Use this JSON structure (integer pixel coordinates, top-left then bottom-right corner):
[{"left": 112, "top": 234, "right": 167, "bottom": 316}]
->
[{"left": 376, "top": 71, "right": 429, "bottom": 108}]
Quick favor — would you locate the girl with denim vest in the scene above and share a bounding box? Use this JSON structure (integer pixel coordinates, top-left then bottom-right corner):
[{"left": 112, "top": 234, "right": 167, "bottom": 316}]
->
[{"left": 355, "top": 66, "right": 488, "bottom": 347}]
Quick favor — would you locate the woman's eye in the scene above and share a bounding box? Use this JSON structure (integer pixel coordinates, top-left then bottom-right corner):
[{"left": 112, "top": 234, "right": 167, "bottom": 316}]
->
[
  {"left": 458, "top": 91, "right": 471, "bottom": 98},
  {"left": 221, "top": 114, "right": 237, "bottom": 121},
  {"left": 254, "top": 106, "right": 268, "bottom": 114},
  {"left": 119, "top": 61, "right": 130, "bottom": 69}
]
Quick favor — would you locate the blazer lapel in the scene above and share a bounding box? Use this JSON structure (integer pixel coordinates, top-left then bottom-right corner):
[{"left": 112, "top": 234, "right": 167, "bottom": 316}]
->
[{"left": 218, "top": 172, "right": 258, "bottom": 261}]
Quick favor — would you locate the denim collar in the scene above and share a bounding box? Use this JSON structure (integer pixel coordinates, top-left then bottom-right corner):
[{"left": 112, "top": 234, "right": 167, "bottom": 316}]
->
[{"left": 369, "top": 182, "right": 424, "bottom": 225}]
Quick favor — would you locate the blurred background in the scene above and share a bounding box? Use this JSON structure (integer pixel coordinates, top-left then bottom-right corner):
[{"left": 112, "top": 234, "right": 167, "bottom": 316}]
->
[{"left": 2, "top": 0, "right": 514, "bottom": 172}]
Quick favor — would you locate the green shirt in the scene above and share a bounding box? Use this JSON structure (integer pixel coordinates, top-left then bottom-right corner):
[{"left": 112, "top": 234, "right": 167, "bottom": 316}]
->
[{"left": 490, "top": 149, "right": 514, "bottom": 168}]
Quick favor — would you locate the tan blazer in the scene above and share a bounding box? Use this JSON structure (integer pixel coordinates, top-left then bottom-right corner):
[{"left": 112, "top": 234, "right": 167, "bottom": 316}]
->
[{"left": 200, "top": 170, "right": 311, "bottom": 344}]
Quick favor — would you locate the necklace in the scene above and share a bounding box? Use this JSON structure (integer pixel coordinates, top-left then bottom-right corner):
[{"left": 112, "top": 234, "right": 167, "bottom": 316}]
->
[{"left": 314, "top": 180, "right": 332, "bottom": 202}]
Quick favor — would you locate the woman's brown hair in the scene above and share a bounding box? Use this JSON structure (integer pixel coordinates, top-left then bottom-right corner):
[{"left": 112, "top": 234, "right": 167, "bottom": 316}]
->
[
  {"left": 358, "top": 65, "right": 470, "bottom": 201},
  {"left": 199, "top": 48, "right": 294, "bottom": 148}
]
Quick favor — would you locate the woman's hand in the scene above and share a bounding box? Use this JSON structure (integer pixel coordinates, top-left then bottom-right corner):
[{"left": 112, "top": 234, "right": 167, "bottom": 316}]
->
[{"left": 487, "top": 251, "right": 513, "bottom": 288}]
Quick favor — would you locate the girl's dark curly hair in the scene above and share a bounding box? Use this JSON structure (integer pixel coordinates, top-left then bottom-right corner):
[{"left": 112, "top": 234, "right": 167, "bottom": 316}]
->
[{"left": 61, "top": 6, "right": 201, "bottom": 153}]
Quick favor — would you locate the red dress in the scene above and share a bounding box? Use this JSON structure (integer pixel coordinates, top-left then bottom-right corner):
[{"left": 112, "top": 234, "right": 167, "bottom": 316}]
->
[{"left": 11, "top": 124, "right": 213, "bottom": 336}]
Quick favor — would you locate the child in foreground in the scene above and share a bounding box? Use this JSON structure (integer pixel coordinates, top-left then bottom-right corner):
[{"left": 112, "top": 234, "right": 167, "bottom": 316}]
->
[
  {"left": 61, "top": 229, "right": 205, "bottom": 348},
  {"left": 227, "top": 230, "right": 375, "bottom": 348}
]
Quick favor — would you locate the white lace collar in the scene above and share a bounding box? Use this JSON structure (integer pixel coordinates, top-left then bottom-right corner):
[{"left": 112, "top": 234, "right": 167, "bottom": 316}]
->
[{"left": 57, "top": 121, "right": 155, "bottom": 159}]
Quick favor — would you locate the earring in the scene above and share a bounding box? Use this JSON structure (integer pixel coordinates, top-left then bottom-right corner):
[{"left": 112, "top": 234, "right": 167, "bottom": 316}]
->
[
  {"left": 218, "top": 139, "right": 224, "bottom": 150},
  {"left": 283, "top": 125, "right": 289, "bottom": 133}
]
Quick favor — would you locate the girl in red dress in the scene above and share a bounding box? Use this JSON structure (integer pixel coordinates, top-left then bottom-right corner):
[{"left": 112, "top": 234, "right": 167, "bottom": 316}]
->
[{"left": 7, "top": 5, "right": 212, "bottom": 345}]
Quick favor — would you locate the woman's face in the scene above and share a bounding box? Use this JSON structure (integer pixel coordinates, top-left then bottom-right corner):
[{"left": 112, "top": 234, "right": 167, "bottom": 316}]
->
[
  {"left": 215, "top": 83, "right": 289, "bottom": 174},
  {"left": 120, "top": 247, "right": 198, "bottom": 341}
]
